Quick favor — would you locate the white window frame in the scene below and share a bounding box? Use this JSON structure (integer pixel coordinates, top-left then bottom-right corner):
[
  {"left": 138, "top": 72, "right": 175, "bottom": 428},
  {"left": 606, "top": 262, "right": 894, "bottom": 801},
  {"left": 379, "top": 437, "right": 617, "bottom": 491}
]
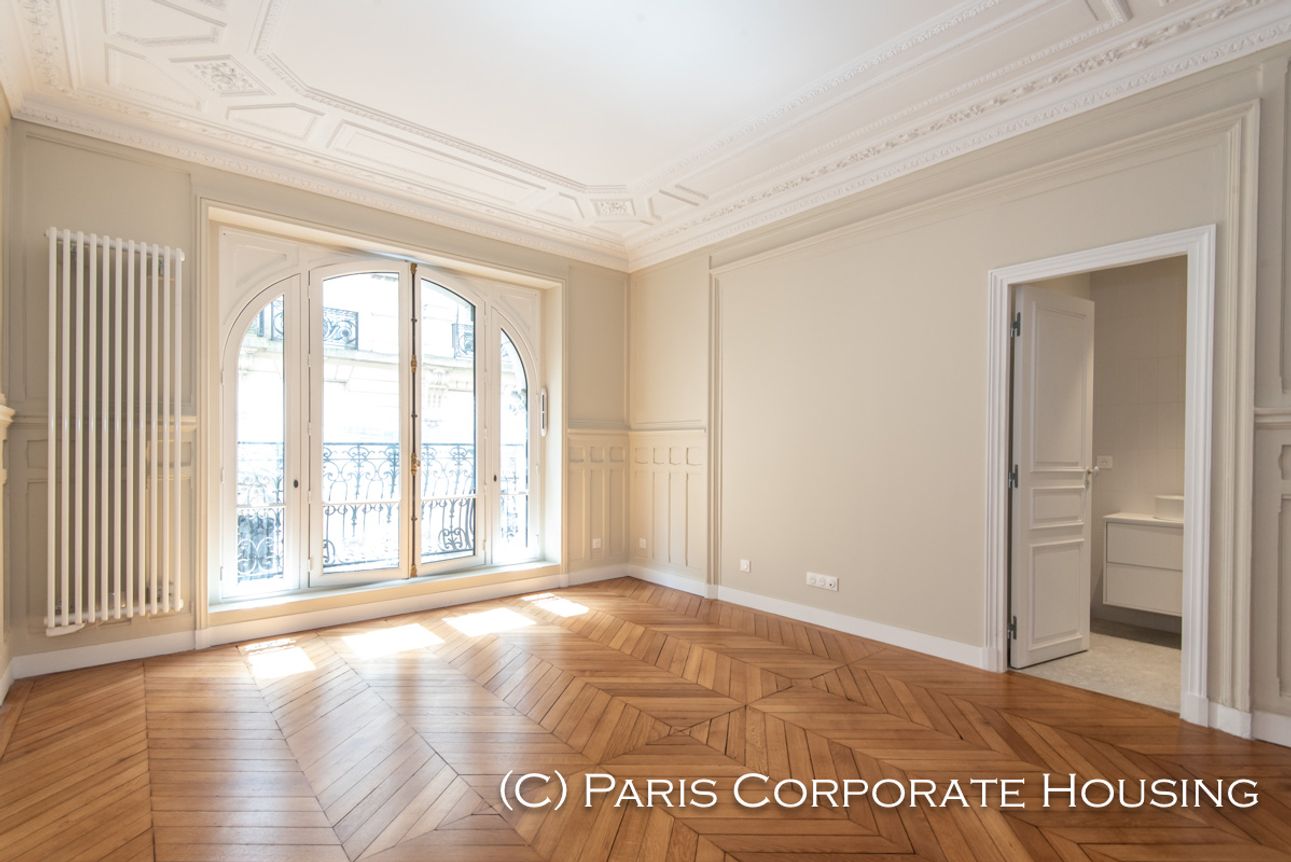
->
[
  {"left": 308, "top": 261, "right": 412, "bottom": 589},
  {"left": 220, "top": 276, "right": 306, "bottom": 600},
  {"left": 219, "top": 257, "right": 542, "bottom": 601},
  {"left": 490, "top": 316, "right": 541, "bottom": 565},
  {"left": 413, "top": 272, "right": 488, "bottom": 576}
]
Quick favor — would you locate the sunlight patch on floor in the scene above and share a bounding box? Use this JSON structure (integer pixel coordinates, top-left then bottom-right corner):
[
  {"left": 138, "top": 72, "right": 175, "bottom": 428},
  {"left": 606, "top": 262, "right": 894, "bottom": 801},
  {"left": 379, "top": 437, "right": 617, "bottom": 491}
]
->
[
  {"left": 522, "top": 592, "right": 589, "bottom": 617},
  {"left": 444, "top": 607, "right": 535, "bottom": 636},
  {"left": 244, "top": 641, "right": 316, "bottom": 679},
  {"left": 343, "top": 623, "right": 443, "bottom": 658}
]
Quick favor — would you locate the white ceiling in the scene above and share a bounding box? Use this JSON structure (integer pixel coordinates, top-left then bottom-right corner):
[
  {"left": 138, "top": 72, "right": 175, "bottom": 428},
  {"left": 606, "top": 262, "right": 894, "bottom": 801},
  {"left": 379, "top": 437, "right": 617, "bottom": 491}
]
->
[{"left": 1, "top": 0, "right": 1289, "bottom": 270}]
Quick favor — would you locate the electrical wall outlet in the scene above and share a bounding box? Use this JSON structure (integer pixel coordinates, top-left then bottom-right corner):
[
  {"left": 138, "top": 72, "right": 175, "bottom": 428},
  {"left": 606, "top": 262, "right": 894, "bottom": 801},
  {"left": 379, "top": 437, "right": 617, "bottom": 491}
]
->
[
  {"left": 807, "top": 572, "right": 838, "bottom": 592},
  {"left": 591, "top": 538, "right": 602, "bottom": 550},
  {"left": 638, "top": 537, "right": 647, "bottom": 550},
  {"left": 738, "top": 559, "right": 751, "bottom": 573}
]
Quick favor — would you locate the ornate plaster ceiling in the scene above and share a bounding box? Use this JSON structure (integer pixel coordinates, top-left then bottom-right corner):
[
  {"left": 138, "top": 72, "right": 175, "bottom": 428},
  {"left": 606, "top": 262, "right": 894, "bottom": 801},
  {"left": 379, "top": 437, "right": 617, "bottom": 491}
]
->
[{"left": 1, "top": 0, "right": 1288, "bottom": 270}]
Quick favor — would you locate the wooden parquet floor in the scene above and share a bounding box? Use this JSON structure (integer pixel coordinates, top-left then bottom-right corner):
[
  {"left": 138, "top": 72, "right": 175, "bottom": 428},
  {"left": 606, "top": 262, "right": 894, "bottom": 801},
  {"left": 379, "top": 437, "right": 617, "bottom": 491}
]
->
[{"left": 2, "top": 576, "right": 1290, "bottom": 861}]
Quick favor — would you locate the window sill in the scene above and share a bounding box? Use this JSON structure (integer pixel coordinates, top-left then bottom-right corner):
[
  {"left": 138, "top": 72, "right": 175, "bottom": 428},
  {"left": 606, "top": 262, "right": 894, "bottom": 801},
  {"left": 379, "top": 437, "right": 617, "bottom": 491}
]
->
[{"left": 208, "top": 560, "right": 560, "bottom": 629}]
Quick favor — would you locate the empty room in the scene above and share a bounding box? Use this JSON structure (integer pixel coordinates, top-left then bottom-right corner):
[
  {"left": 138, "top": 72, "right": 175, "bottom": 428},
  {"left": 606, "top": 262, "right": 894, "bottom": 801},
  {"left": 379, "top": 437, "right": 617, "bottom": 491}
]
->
[{"left": 3, "top": 1, "right": 1291, "bottom": 860}]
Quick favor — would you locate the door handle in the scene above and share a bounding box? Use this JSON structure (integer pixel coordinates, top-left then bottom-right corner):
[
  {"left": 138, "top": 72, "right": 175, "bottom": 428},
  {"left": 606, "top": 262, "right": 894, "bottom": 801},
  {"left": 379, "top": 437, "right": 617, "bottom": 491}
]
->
[{"left": 1084, "top": 466, "right": 1101, "bottom": 486}]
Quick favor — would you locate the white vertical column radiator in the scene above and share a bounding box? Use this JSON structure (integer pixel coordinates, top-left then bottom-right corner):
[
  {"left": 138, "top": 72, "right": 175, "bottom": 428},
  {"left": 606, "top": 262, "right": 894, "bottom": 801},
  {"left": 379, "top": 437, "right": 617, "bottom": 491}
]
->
[{"left": 45, "top": 228, "right": 185, "bottom": 635}]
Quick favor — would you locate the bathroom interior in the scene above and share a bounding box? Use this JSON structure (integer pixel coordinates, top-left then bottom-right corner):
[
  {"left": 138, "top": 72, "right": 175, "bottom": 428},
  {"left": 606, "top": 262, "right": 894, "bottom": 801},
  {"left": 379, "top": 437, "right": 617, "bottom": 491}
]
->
[{"left": 1018, "top": 257, "right": 1187, "bottom": 713}]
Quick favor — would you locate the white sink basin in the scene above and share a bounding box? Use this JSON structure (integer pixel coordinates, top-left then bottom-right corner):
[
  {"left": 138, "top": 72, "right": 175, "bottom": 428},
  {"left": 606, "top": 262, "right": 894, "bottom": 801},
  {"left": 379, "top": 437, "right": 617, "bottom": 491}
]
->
[{"left": 1154, "top": 494, "right": 1184, "bottom": 522}]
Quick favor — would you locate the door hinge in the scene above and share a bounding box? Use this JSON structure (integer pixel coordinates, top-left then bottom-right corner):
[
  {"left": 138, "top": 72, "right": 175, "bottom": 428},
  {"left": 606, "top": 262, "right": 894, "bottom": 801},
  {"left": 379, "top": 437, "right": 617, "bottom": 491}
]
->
[
  {"left": 410, "top": 356, "right": 418, "bottom": 373},
  {"left": 1009, "top": 465, "right": 1018, "bottom": 489},
  {"left": 1011, "top": 312, "right": 1021, "bottom": 337},
  {"left": 1008, "top": 615, "right": 1017, "bottom": 640}
]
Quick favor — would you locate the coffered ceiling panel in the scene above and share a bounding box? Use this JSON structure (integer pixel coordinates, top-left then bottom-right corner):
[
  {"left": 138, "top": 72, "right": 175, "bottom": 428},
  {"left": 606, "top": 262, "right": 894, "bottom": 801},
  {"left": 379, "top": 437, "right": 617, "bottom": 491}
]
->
[{"left": 1, "top": 0, "right": 1288, "bottom": 270}]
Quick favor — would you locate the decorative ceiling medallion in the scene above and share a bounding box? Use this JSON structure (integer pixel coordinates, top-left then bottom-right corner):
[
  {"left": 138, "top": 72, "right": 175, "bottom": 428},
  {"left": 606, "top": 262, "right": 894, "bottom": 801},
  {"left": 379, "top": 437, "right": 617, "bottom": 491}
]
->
[
  {"left": 180, "top": 57, "right": 267, "bottom": 96},
  {"left": 593, "top": 199, "right": 636, "bottom": 218}
]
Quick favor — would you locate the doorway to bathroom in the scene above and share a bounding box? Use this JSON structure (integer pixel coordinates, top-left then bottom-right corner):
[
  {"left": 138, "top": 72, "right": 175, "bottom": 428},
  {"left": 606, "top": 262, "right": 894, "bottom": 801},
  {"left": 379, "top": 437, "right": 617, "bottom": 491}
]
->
[
  {"left": 984, "top": 227, "right": 1216, "bottom": 725},
  {"left": 1010, "top": 260, "right": 1186, "bottom": 712}
]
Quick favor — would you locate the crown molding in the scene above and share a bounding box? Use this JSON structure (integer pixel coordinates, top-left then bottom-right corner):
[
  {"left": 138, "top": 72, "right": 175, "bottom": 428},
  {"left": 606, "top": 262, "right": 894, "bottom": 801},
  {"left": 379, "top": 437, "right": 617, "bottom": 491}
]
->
[
  {"left": 624, "top": 0, "right": 1291, "bottom": 269},
  {"left": 10, "top": 97, "right": 632, "bottom": 271},
  {"left": 2, "top": 0, "right": 1289, "bottom": 272}
]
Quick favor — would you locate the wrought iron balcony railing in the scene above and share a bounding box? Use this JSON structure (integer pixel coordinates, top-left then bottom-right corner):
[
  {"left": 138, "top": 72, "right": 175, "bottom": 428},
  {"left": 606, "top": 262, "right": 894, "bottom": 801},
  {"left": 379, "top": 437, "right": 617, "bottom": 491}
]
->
[{"left": 235, "top": 440, "right": 526, "bottom": 582}]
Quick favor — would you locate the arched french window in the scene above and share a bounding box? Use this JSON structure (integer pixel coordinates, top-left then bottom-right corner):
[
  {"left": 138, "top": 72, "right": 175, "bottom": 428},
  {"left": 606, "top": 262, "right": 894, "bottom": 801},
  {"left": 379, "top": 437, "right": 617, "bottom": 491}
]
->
[
  {"left": 418, "top": 279, "right": 483, "bottom": 569},
  {"left": 226, "top": 283, "right": 301, "bottom": 597},
  {"left": 220, "top": 257, "right": 540, "bottom": 601}
]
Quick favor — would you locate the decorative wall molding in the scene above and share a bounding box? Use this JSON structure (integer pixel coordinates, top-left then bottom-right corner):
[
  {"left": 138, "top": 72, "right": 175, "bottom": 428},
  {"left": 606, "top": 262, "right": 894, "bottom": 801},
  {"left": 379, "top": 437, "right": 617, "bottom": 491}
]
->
[
  {"left": 628, "top": 429, "right": 707, "bottom": 582},
  {"left": 1255, "top": 406, "right": 1291, "bottom": 428},
  {"left": 1251, "top": 427, "right": 1291, "bottom": 739},
  {"left": 566, "top": 431, "right": 628, "bottom": 571},
  {"left": 0, "top": 0, "right": 1286, "bottom": 271}
]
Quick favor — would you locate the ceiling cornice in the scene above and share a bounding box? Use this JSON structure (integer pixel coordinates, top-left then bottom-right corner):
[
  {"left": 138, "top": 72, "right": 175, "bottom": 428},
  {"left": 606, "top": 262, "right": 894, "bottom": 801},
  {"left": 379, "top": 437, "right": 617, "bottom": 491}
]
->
[
  {"left": 9, "top": 96, "right": 634, "bottom": 270},
  {"left": 1, "top": 0, "right": 1288, "bottom": 272},
  {"left": 623, "top": 0, "right": 1291, "bottom": 268}
]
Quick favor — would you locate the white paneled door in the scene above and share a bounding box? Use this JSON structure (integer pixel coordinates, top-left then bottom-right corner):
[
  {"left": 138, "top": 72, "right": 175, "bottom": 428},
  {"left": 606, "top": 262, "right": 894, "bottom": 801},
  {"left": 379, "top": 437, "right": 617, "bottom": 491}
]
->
[{"left": 1009, "top": 286, "right": 1095, "bottom": 669}]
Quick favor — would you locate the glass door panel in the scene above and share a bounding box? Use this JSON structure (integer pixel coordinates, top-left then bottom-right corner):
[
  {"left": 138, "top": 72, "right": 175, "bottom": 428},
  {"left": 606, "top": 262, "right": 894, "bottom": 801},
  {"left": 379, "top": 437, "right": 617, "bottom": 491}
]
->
[
  {"left": 233, "top": 295, "right": 292, "bottom": 594},
  {"left": 419, "top": 280, "right": 479, "bottom": 566},
  {"left": 497, "top": 329, "right": 531, "bottom": 561},
  {"left": 318, "top": 271, "right": 403, "bottom": 578}
]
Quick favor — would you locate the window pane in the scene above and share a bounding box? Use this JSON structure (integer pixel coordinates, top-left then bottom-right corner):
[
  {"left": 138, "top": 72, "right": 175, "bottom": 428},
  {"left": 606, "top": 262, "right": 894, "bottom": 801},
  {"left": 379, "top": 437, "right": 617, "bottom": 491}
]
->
[
  {"left": 235, "top": 295, "right": 286, "bottom": 591},
  {"left": 420, "top": 281, "right": 476, "bottom": 563},
  {"left": 499, "top": 330, "right": 529, "bottom": 557},
  {"left": 321, "top": 272, "right": 401, "bottom": 573}
]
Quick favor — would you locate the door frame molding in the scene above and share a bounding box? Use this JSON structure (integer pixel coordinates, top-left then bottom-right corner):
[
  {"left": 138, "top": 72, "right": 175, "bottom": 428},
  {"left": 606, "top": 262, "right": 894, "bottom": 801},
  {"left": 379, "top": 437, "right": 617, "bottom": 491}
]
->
[{"left": 984, "top": 225, "right": 1216, "bottom": 727}]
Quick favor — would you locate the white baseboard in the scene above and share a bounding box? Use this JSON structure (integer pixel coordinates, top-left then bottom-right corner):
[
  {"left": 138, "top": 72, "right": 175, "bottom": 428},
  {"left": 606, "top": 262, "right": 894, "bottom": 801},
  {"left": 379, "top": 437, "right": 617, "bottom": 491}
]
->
[
  {"left": 566, "top": 564, "right": 632, "bottom": 587},
  {"left": 714, "top": 584, "right": 988, "bottom": 669},
  {"left": 1253, "top": 710, "right": 1291, "bottom": 748},
  {"left": 12, "top": 630, "right": 197, "bottom": 679},
  {"left": 1207, "top": 701, "right": 1253, "bottom": 738},
  {"left": 1181, "top": 693, "right": 1210, "bottom": 727},
  {"left": 628, "top": 564, "right": 714, "bottom": 597},
  {"left": 0, "top": 658, "right": 12, "bottom": 705},
  {"left": 199, "top": 571, "right": 570, "bottom": 648},
  {"left": 11, "top": 570, "right": 590, "bottom": 674}
]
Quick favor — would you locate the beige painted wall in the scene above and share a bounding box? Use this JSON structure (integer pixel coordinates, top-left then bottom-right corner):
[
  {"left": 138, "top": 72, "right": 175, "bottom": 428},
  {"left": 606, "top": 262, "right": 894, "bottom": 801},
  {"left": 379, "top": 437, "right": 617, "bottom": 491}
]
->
[
  {"left": 1, "top": 122, "right": 626, "bottom": 659},
  {"left": 630, "top": 254, "right": 709, "bottom": 429},
  {"left": 630, "top": 47, "right": 1291, "bottom": 720},
  {"left": 570, "top": 272, "right": 629, "bottom": 428},
  {"left": 720, "top": 147, "right": 1228, "bottom": 647}
]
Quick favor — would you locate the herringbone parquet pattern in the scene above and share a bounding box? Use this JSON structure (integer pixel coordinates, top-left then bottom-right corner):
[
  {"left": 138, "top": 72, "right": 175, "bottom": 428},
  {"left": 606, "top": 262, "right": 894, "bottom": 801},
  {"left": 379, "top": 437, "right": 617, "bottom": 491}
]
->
[{"left": 1, "top": 576, "right": 1290, "bottom": 861}]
